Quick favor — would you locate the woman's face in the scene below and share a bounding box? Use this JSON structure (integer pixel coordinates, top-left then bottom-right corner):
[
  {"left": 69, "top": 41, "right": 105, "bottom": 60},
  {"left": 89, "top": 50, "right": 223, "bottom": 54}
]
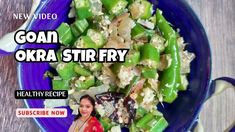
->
[{"left": 79, "top": 98, "right": 93, "bottom": 118}]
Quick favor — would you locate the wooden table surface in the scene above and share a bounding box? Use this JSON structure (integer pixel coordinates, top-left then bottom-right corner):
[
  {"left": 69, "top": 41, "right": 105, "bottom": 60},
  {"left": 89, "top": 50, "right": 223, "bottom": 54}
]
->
[{"left": 0, "top": 0, "right": 234, "bottom": 132}]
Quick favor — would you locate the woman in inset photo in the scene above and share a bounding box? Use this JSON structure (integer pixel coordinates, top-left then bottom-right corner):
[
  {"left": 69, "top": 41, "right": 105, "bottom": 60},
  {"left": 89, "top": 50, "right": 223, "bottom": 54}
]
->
[{"left": 68, "top": 94, "right": 104, "bottom": 132}]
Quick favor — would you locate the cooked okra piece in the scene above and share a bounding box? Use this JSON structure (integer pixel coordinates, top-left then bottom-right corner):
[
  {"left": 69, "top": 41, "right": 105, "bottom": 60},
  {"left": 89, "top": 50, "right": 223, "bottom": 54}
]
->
[
  {"left": 56, "top": 23, "right": 74, "bottom": 46},
  {"left": 131, "top": 23, "right": 146, "bottom": 39},
  {"left": 56, "top": 62, "right": 77, "bottom": 80},
  {"left": 124, "top": 50, "right": 140, "bottom": 67},
  {"left": 75, "top": 75, "right": 95, "bottom": 90},
  {"left": 101, "top": 0, "right": 128, "bottom": 15},
  {"left": 163, "top": 90, "right": 178, "bottom": 103},
  {"left": 140, "top": 44, "right": 160, "bottom": 68},
  {"left": 150, "top": 34, "right": 166, "bottom": 53},
  {"left": 148, "top": 116, "right": 168, "bottom": 132},
  {"left": 136, "top": 113, "right": 154, "bottom": 128},
  {"left": 141, "top": 67, "right": 156, "bottom": 79},
  {"left": 87, "top": 29, "right": 105, "bottom": 48},
  {"left": 178, "top": 75, "right": 189, "bottom": 91},
  {"left": 76, "top": 36, "right": 98, "bottom": 49},
  {"left": 70, "top": 19, "right": 89, "bottom": 37},
  {"left": 136, "top": 107, "right": 147, "bottom": 118},
  {"left": 74, "top": 64, "right": 91, "bottom": 76},
  {"left": 52, "top": 79, "right": 70, "bottom": 90},
  {"left": 129, "top": 0, "right": 153, "bottom": 19},
  {"left": 90, "top": 62, "right": 103, "bottom": 72},
  {"left": 74, "top": 0, "right": 93, "bottom": 19}
]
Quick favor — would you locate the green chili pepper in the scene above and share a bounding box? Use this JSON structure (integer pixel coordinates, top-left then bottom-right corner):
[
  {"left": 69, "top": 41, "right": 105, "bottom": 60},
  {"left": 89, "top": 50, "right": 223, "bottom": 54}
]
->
[
  {"left": 124, "top": 50, "right": 140, "bottom": 67},
  {"left": 140, "top": 44, "right": 160, "bottom": 68},
  {"left": 74, "top": 0, "right": 93, "bottom": 19},
  {"left": 52, "top": 79, "right": 70, "bottom": 90},
  {"left": 101, "top": 0, "right": 128, "bottom": 15},
  {"left": 56, "top": 62, "right": 77, "bottom": 80},
  {"left": 141, "top": 67, "right": 156, "bottom": 79},
  {"left": 87, "top": 29, "right": 105, "bottom": 48},
  {"left": 75, "top": 75, "right": 95, "bottom": 90},
  {"left": 70, "top": 19, "right": 89, "bottom": 37},
  {"left": 56, "top": 23, "right": 74, "bottom": 46},
  {"left": 136, "top": 113, "right": 154, "bottom": 128},
  {"left": 74, "top": 64, "right": 91, "bottom": 76},
  {"left": 156, "top": 9, "right": 181, "bottom": 103}
]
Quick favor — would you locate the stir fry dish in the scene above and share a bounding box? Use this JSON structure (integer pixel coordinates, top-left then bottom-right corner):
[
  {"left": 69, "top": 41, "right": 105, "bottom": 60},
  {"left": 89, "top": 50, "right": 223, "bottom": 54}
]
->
[{"left": 44, "top": 0, "right": 195, "bottom": 131}]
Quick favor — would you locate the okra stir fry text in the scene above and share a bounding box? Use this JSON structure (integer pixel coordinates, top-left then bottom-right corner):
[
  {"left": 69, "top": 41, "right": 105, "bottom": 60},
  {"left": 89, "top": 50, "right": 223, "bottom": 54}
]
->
[{"left": 44, "top": 0, "right": 195, "bottom": 131}]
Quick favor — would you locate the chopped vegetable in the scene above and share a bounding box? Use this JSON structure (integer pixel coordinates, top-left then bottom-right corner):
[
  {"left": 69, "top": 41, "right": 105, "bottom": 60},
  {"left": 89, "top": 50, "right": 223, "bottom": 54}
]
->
[
  {"left": 101, "top": 0, "right": 128, "bottom": 15},
  {"left": 56, "top": 23, "right": 74, "bottom": 45},
  {"left": 75, "top": 75, "right": 95, "bottom": 90},
  {"left": 74, "top": 64, "right": 91, "bottom": 76},
  {"left": 70, "top": 19, "right": 89, "bottom": 37},
  {"left": 74, "top": 0, "right": 93, "bottom": 19},
  {"left": 56, "top": 62, "right": 77, "bottom": 80},
  {"left": 87, "top": 29, "right": 105, "bottom": 48},
  {"left": 139, "top": 44, "right": 160, "bottom": 68}
]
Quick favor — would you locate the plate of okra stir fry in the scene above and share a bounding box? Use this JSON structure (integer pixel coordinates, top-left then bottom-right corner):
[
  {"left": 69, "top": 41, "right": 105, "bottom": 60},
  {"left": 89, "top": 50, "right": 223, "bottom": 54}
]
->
[{"left": 43, "top": 0, "right": 195, "bottom": 131}]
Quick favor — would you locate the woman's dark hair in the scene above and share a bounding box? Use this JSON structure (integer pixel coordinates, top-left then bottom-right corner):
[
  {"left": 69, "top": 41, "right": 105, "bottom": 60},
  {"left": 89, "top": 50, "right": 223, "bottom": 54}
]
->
[{"left": 74, "top": 94, "right": 96, "bottom": 121}]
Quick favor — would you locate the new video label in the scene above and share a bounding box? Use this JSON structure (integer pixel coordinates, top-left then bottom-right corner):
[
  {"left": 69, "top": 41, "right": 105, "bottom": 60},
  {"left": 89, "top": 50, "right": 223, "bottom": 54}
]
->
[{"left": 15, "top": 90, "right": 68, "bottom": 99}]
